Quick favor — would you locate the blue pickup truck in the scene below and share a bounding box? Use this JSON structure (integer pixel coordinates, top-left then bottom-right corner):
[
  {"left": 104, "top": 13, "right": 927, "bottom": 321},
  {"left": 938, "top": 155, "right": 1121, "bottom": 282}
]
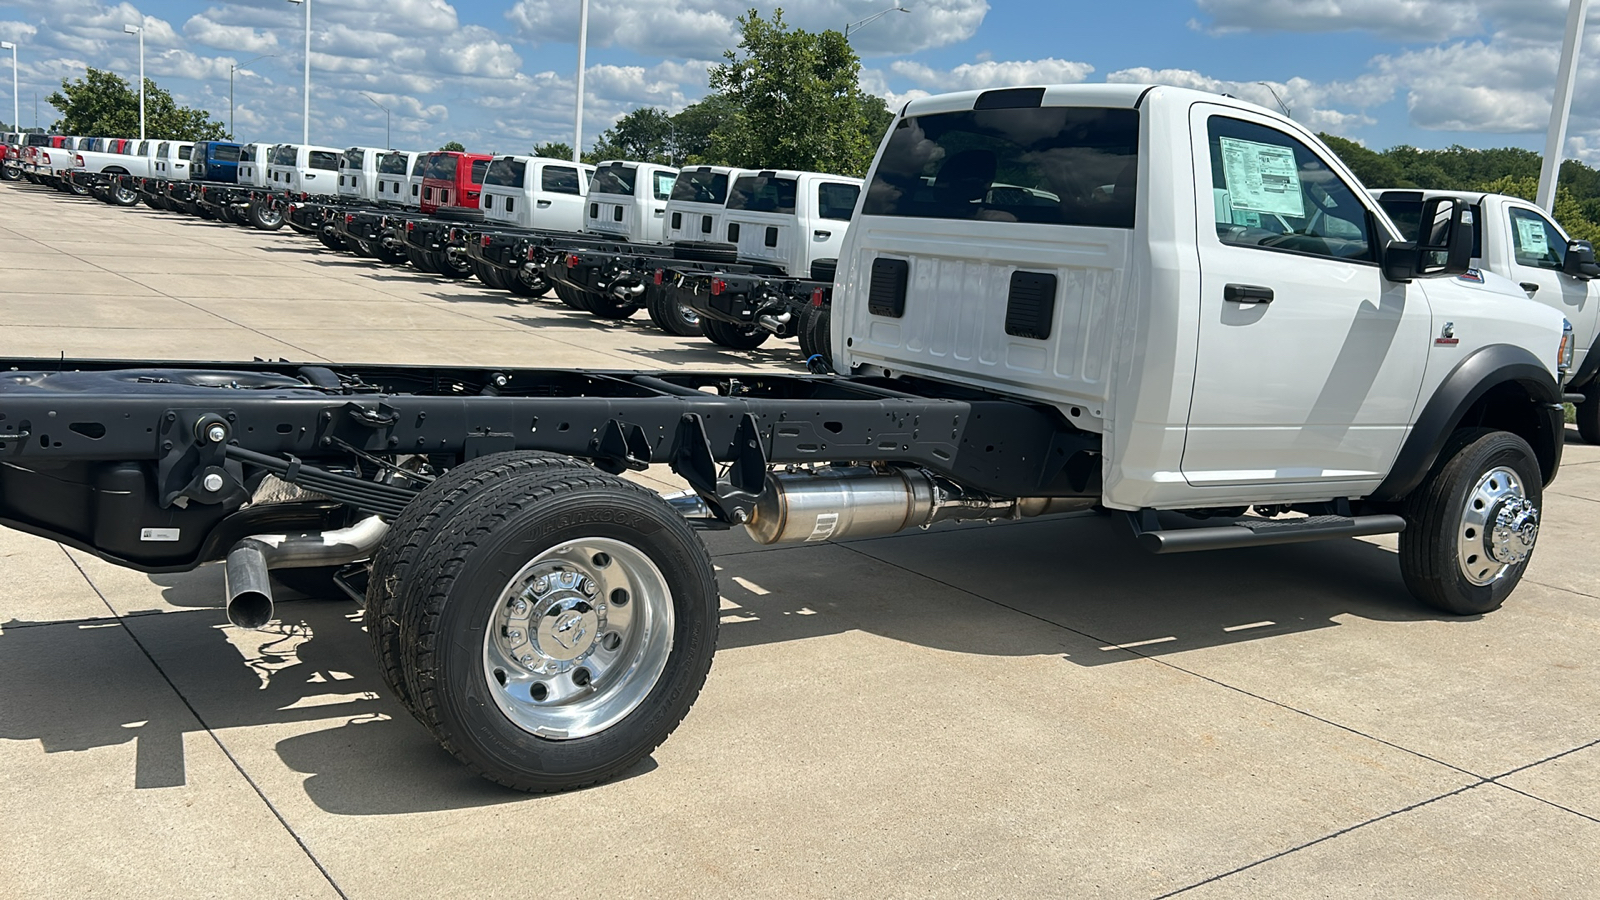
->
[{"left": 177, "top": 141, "right": 247, "bottom": 222}]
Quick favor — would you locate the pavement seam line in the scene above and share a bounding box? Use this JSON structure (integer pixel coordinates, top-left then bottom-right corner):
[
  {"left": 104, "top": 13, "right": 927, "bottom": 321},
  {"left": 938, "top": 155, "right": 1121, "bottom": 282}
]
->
[
  {"left": 1151, "top": 782, "right": 1486, "bottom": 898},
  {"left": 59, "top": 545, "right": 352, "bottom": 900}
]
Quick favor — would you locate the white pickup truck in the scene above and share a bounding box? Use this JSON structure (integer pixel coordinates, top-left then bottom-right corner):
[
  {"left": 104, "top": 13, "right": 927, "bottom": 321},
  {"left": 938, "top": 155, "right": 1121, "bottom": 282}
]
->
[
  {"left": 0, "top": 83, "right": 1569, "bottom": 794},
  {"left": 375, "top": 150, "right": 425, "bottom": 208},
  {"left": 65, "top": 138, "right": 151, "bottom": 205},
  {"left": 584, "top": 160, "right": 679, "bottom": 243},
  {"left": 267, "top": 143, "right": 342, "bottom": 199},
  {"left": 1373, "top": 189, "right": 1600, "bottom": 440},
  {"left": 338, "top": 146, "right": 388, "bottom": 203},
  {"left": 664, "top": 165, "right": 751, "bottom": 244}
]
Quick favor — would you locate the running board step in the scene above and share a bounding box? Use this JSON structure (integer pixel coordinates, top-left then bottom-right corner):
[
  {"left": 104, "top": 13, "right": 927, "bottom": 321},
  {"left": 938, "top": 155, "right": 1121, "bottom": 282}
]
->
[{"left": 1129, "top": 512, "right": 1406, "bottom": 554}]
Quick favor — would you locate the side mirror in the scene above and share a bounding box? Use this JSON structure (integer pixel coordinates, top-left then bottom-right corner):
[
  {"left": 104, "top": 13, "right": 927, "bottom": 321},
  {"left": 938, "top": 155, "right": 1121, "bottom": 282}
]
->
[
  {"left": 1563, "top": 240, "right": 1600, "bottom": 280},
  {"left": 1383, "top": 196, "right": 1473, "bottom": 283}
]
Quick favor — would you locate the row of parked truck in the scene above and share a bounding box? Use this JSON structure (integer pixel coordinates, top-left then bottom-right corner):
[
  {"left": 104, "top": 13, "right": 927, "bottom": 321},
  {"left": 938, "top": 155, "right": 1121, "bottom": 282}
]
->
[
  {"left": 3, "top": 83, "right": 1598, "bottom": 793},
  {"left": 3, "top": 129, "right": 861, "bottom": 364}
]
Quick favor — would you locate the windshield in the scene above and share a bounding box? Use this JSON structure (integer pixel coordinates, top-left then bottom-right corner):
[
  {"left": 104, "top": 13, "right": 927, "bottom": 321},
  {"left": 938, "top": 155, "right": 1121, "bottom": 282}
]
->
[
  {"left": 591, "top": 163, "right": 637, "bottom": 197},
  {"left": 425, "top": 154, "right": 458, "bottom": 181},
  {"left": 485, "top": 157, "right": 527, "bottom": 188},
  {"left": 864, "top": 105, "right": 1140, "bottom": 228},
  {"left": 728, "top": 174, "right": 798, "bottom": 214},
  {"left": 271, "top": 145, "right": 298, "bottom": 166},
  {"left": 343, "top": 149, "right": 364, "bottom": 169},
  {"left": 670, "top": 169, "right": 730, "bottom": 204},
  {"left": 379, "top": 152, "right": 409, "bottom": 175}
]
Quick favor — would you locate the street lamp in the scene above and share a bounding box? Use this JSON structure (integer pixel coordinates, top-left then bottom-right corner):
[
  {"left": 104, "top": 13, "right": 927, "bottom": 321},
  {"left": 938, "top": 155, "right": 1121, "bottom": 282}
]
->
[
  {"left": 0, "top": 41, "right": 16, "bottom": 136},
  {"left": 573, "top": 0, "right": 588, "bottom": 164},
  {"left": 287, "top": 0, "right": 310, "bottom": 144},
  {"left": 845, "top": 2, "right": 910, "bottom": 40},
  {"left": 361, "top": 92, "right": 390, "bottom": 148},
  {"left": 230, "top": 54, "right": 275, "bottom": 139},
  {"left": 123, "top": 23, "right": 144, "bottom": 140},
  {"left": 1539, "top": 0, "right": 1592, "bottom": 211}
]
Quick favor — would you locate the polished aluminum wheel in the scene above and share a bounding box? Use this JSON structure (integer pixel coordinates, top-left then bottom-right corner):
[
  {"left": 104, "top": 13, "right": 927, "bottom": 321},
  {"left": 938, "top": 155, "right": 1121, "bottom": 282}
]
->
[
  {"left": 482, "top": 537, "right": 674, "bottom": 739},
  {"left": 675, "top": 301, "right": 700, "bottom": 329},
  {"left": 1458, "top": 465, "right": 1539, "bottom": 586}
]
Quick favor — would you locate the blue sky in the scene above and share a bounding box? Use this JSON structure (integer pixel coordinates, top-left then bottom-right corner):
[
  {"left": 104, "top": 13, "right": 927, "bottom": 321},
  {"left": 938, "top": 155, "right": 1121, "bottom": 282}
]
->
[{"left": 0, "top": 1, "right": 1593, "bottom": 162}]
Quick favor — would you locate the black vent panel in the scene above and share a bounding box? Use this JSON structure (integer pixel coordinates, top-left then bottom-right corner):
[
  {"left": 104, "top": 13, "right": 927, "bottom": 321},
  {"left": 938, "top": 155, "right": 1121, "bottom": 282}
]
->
[
  {"left": 1004, "top": 271, "right": 1058, "bottom": 340},
  {"left": 765, "top": 226, "right": 779, "bottom": 247},
  {"left": 727, "top": 223, "right": 741, "bottom": 243},
  {"left": 868, "top": 257, "right": 909, "bottom": 318}
]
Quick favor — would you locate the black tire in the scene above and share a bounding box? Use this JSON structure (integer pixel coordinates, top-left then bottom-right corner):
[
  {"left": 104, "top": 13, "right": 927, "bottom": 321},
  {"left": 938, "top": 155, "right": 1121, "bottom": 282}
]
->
[
  {"left": 646, "top": 285, "right": 702, "bottom": 336},
  {"left": 672, "top": 241, "right": 739, "bottom": 264},
  {"left": 553, "top": 283, "right": 587, "bottom": 310},
  {"left": 406, "top": 246, "right": 438, "bottom": 273},
  {"left": 111, "top": 184, "right": 141, "bottom": 207},
  {"left": 1399, "top": 428, "right": 1544, "bottom": 616},
  {"left": 195, "top": 204, "right": 217, "bottom": 220},
  {"left": 807, "top": 306, "right": 834, "bottom": 372},
  {"left": 473, "top": 260, "right": 511, "bottom": 290},
  {"left": 346, "top": 236, "right": 377, "bottom": 258},
  {"left": 317, "top": 229, "right": 347, "bottom": 252},
  {"left": 374, "top": 241, "right": 409, "bottom": 265},
  {"left": 367, "top": 452, "right": 587, "bottom": 715},
  {"left": 0, "top": 164, "right": 20, "bottom": 182},
  {"left": 796, "top": 304, "right": 819, "bottom": 359},
  {"left": 1576, "top": 388, "right": 1600, "bottom": 444},
  {"left": 249, "top": 202, "right": 285, "bottom": 231},
  {"left": 394, "top": 465, "right": 719, "bottom": 792},
  {"left": 585, "top": 289, "right": 640, "bottom": 320},
  {"left": 505, "top": 266, "right": 551, "bottom": 299},
  {"left": 67, "top": 178, "right": 90, "bottom": 197},
  {"left": 430, "top": 249, "right": 475, "bottom": 280},
  {"left": 702, "top": 317, "right": 769, "bottom": 350}
]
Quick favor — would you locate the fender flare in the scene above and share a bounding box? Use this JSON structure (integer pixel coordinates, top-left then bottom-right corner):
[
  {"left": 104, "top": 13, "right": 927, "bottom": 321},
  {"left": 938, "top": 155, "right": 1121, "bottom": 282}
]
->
[{"left": 1371, "top": 344, "right": 1563, "bottom": 501}]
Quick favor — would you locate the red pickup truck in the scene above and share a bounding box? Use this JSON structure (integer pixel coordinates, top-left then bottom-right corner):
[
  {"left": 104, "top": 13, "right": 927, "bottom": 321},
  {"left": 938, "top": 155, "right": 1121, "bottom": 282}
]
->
[
  {"left": 419, "top": 150, "right": 491, "bottom": 215},
  {"left": 404, "top": 150, "right": 492, "bottom": 277}
]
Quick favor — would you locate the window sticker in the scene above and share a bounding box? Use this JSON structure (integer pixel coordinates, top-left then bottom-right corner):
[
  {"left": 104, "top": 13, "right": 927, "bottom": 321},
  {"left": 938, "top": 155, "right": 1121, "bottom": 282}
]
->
[
  {"left": 1218, "top": 136, "right": 1306, "bottom": 218},
  {"left": 1514, "top": 215, "right": 1548, "bottom": 257}
]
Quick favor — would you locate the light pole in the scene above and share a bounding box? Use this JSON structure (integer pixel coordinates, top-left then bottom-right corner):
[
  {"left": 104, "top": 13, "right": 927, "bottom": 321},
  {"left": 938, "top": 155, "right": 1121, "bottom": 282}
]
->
[
  {"left": 1255, "top": 82, "right": 1291, "bottom": 118},
  {"left": 361, "top": 92, "right": 390, "bottom": 147},
  {"left": 0, "top": 41, "right": 16, "bottom": 135},
  {"left": 1539, "top": 0, "right": 1592, "bottom": 211},
  {"left": 123, "top": 23, "right": 144, "bottom": 140},
  {"left": 230, "top": 54, "right": 275, "bottom": 140},
  {"left": 573, "top": 0, "right": 588, "bottom": 164},
  {"left": 287, "top": 0, "right": 310, "bottom": 144},
  {"left": 844, "top": 2, "right": 909, "bottom": 40}
]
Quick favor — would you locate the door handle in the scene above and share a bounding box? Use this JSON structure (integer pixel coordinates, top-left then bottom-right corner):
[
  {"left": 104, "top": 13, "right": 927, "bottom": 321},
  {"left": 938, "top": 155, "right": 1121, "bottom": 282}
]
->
[
  {"left": 814, "top": 230, "right": 832, "bottom": 240},
  {"left": 537, "top": 200, "right": 551, "bottom": 208},
  {"left": 1520, "top": 282, "right": 1540, "bottom": 294},
  {"left": 1224, "top": 284, "right": 1274, "bottom": 304}
]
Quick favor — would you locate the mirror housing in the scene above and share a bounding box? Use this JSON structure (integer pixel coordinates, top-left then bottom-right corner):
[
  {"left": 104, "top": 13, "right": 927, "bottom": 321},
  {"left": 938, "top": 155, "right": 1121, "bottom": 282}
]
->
[
  {"left": 1383, "top": 196, "right": 1473, "bottom": 283},
  {"left": 1563, "top": 239, "right": 1600, "bottom": 280}
]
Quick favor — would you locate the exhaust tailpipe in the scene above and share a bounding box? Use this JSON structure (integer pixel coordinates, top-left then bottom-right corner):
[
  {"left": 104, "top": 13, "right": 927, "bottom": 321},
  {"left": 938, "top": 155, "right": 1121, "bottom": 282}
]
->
[
  {"left": 744, "top": 467, "right": 1093, "bottom": 545},
  {"left": 611, "top": 281, "right": 646, "bottom": 299},
  {"left": 223, "top": 516, "right": 390, "bottom": 629}
]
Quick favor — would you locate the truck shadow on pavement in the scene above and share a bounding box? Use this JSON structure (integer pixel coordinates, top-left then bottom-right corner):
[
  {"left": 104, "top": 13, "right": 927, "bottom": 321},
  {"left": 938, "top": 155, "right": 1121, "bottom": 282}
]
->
[{"left": 0, "top": 511, "right": 1453, "bottom": 815}]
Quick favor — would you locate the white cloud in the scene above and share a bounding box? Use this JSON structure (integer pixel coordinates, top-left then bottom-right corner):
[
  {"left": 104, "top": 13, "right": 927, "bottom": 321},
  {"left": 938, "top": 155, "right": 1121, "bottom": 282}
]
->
[
  {"left": 888, "top": 57, "right": 1094, "bottom": 91},
  {"left": 183, "top": 15, "right": 279, "bottom": 55}
]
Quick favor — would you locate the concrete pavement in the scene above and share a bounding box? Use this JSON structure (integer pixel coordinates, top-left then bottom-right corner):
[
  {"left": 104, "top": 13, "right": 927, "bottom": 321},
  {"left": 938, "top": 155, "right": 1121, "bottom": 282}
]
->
[{"left": 1, "top": 182, "right": 1596, "bottom": 899}]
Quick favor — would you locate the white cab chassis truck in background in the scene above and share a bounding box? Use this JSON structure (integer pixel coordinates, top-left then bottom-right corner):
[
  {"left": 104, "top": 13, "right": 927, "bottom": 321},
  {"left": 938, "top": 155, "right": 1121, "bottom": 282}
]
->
[
  {"left": 1375, "top": 189, "right": 1600, "bottom": 439},
  {"left": 0, "top": 83, "right": 1571, "bottom": 795}
]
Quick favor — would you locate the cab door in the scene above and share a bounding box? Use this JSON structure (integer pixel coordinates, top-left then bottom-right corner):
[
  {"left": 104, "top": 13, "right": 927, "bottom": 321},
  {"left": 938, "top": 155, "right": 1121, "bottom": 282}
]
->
[
  {"left": 1500, "top": 201, "right": 1597, "bottom": 380},
  {"left": 1182, "top": 104, "right": 1430, "bottom": 491}
]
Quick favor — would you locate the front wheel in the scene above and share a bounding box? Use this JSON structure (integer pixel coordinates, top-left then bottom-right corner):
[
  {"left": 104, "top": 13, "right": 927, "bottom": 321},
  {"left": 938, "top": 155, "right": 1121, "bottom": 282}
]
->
[
  {"left": 395, "top": 465, "right": 719, "bottom": 792},
  {"left": 702, "top": 317, "right": 770, "bottom": 350},
  {"left": 1399, "top": 429, "right": 1543, "bottom": 615},
  {"left": 111, "top": 184, "right": 141, "bottom": 207},
  {"left": 67, "top": 178, "right": 90, "bottom": 197}
]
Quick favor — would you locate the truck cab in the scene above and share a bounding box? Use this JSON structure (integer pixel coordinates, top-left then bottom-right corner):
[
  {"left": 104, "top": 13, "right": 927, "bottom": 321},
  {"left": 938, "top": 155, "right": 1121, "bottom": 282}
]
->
[
  {"left": 267, "top": 143, "right": 341, "bottom": 197},
  {"left": 236, "top": 143, "right": 273, "bottom": 189},
  {"left": 665, "top": 165, "right": 750, "bottom": 244},
  {"left": 419, "top": 151, "right": 492, "bottom": 215},
  {"left": 721, "top": 170, "right": 861, "bottom": 276},
  {"left": 481, "top": 155, "right": 593, "bottom": 231},
  {"left": 338, "top": 147, "right": 387, "bottom": 203},
  {"left": 189, "top": 141, "right": 243, "bottom": 184},
  {"left": 837, "top": 83, "right": 1567, "bottom": 516},
  {"left": 585, "top": 160, "right": 679, "bottom": 243},
  {"left": 152, "top": 141, "right": 194, "bottom": 180},
  {"left": 374, "top": 151, "right": 424, "bottom": 208}
]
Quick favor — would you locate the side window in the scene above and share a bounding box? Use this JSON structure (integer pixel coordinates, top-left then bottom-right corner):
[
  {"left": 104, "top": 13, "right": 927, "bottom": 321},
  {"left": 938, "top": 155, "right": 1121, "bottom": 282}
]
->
[
  {"left": 1508, "top": 207, "right": 1566, "bottom": 271},
  {"left": 1207, "top": 116, "right": 1374, "bottom": 262},
  {"left": 309, "top": 151, "right": 340, "bottom": 171},
  {"left": 471, "top": 159, "right": 489, "bottom": 184},
  {"left": 542, "top": 165, "right": 582, "bottom": 195}
]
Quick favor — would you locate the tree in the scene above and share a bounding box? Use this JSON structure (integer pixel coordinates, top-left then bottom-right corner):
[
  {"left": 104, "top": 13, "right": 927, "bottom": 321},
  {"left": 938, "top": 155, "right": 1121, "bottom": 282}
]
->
[
  {"left": 588, "top": 107, "right": 675, "bottom": 164},
  {"left": 48, "top": 68, "right": 225, "bottom": 141},
  {"left": 667, "top": 94, "right": 737, "bottom": 165},
  {"left": 440, "top": 141, "right": 466, "bottom": 152},
  {"left": 1318, "top": 133, "right": 1409, "bottom": 188},
  {"left": 707, "top": 9, "right": 884, "bottom": 177},
  {"left": 532, "top": 141, "right": 573, "bottom": 160}
]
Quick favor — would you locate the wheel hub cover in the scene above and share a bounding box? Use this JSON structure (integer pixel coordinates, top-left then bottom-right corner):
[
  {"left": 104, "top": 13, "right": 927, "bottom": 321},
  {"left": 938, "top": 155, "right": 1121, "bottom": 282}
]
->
[
  {"left": 498, "top": 569, "right": 606, "bottom": 673},
  {"left": 1489, "top": 498, "right": 1539, "bottom": 565}
]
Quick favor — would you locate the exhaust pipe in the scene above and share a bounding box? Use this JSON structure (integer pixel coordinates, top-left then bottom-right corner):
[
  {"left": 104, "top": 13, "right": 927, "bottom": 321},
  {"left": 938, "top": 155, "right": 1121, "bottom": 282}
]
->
[
  {"left": 223, "top": 516, "right": 390, "bottom": 629},
  {"left": 741, "top": 467, "right": 1094, "bottom": 545},
  {"left": 610, "top": 281, "right": 646, "bottom": 299},
  {"left": 757, "top": 311, "right": 793, "bottom": 333}
]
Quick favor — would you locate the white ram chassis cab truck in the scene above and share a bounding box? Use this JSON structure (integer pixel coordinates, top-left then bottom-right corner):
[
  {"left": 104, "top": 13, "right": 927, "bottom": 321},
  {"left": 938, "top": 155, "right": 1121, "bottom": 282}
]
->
[
  {"left": 584, "top": 160, "right": 679, "bottom": 243},
  {"left": 0, "top": 84, "right": 1570, "bottom": 795},
  {"left": 1374, "top": 189, "right": 1600, "bottom": 439}
]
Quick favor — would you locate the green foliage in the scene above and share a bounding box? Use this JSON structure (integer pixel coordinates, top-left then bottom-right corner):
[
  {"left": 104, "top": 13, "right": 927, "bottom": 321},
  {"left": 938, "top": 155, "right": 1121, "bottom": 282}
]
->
[
  {"left": 1318, "top": 133, "right": 1600, "bottom": 245},
  {"left": 707, "top": 9, "right": 882, "bottom": 177},
  {"left": 47, "top": 68, "right": 225, "bottom": 141},
  {"left": 587, "top": 107, "right": 675, "bottom": 165},
  {"left": 440, "top": 141, "right": 466, "bottom": 152},
  {"left": 532, "top": 141, "right": 573, "bottom": 160}
]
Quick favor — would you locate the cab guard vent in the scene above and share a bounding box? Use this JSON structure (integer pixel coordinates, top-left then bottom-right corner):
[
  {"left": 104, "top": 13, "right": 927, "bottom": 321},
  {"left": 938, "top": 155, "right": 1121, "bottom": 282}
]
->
[
  {"left": 869, "top": 257, "right": 909, "bottom": 318},
  {"left": 975, "top": 87, "right": 1046, "bottom": 110},
  {"left": 1005, "top": 271, "right": 1058, "bottom": 340}
]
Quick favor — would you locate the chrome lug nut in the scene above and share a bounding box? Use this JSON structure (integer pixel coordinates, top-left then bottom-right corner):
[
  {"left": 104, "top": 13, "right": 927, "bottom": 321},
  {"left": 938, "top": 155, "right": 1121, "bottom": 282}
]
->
[{"left": 202, "top": 473, "right": 224, "bottom": 493}]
